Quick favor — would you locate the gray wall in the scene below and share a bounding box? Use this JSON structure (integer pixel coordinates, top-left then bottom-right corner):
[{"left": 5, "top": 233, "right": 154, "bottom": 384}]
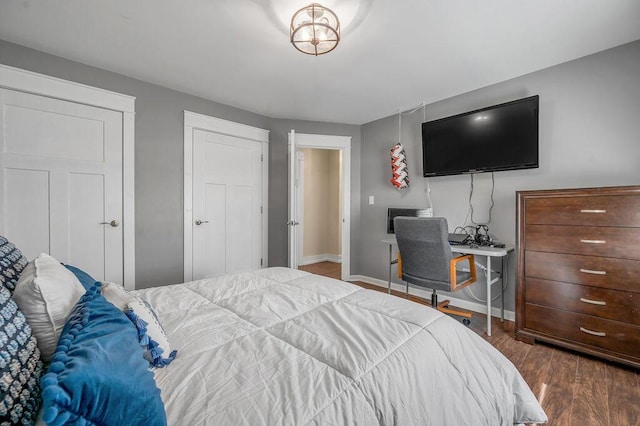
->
[
  {"left": 358, "top": 40, "right": 640, "bottom": 312},
  {"left": 0, "top": 39, "right": 363, "bottom": 287},
  {"left": 0, "top": 40, "right": 274, "bottom": 288},
  {"left": 3, "top": 38, "right": 639, "bottom": 303}
]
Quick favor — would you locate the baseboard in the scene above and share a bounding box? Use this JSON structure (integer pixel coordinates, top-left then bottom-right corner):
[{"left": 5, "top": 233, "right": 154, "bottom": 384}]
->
[
  {"left": 349, "top": 274, "right": 515, "bottom": 322},
  {"left": 299, "top": 254, "right": 342, "bottom": 266}
]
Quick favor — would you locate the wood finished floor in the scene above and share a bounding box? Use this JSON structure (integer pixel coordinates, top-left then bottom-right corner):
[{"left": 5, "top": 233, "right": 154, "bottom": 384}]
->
[{"left": 299, "top": 261, "right": 640, "bottom": 426}]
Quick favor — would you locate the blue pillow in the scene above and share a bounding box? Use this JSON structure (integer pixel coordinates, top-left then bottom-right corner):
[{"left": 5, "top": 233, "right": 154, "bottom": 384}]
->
[
  {"left": 63, "top": 264, "right": 96, "bottom": 291},
  {"left": 40, "top": 282, "right": 167, "bottom": 426}
]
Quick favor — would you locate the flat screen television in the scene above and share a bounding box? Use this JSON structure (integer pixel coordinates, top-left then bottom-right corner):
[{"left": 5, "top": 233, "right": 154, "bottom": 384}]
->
[{"left": 422, "top": 95, "right": 539, "bottom": 177}]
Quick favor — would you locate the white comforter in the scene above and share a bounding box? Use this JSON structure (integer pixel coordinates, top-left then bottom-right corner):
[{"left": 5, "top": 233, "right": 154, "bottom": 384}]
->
[{"left": 136, "top": 268, "right": 546, "bottom": 426}]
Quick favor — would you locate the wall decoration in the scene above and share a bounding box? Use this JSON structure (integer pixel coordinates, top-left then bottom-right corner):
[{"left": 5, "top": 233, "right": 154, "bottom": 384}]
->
[{"left": 390, "top": 143, "right": 409, "bottom": 190}]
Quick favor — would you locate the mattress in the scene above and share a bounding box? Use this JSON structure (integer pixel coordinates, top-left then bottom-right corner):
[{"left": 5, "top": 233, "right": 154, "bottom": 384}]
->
[{"left": 136, "top": 267, "right": 546, "bottom": 425}]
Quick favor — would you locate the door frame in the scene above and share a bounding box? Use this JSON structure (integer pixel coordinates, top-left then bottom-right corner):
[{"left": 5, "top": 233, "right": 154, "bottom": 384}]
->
[
  {"left": 183, "top": 111, "right": 269, "bottom": 282},
  {"left": 0, "top": 64, "right": 136, "bottom": 289},
  {"left": 289, "top": 132, "right": 351, "bottom": 281},
  {"left": 295, "top": 150, "right": 305, "bottom": 265}
]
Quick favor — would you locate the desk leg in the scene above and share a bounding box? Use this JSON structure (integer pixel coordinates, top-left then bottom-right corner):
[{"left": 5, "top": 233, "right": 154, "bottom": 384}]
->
[
  {"left": 500, "top": 256, "right": 505, "bottom": 323},
  {"left": 486, "top": 256, "right": 492, "bottom": 337},
  {"left": 388, "top": 244, "right": 392, "bottom": 294}
]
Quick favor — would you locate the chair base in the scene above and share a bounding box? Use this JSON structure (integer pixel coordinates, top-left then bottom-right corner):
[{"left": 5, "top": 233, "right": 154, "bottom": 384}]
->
[
  {"left": 436, "top": 299, "right": 472, "bottom": 319},
  {"left": 431, "top": 290, "right": 472, "bottom": 319}
]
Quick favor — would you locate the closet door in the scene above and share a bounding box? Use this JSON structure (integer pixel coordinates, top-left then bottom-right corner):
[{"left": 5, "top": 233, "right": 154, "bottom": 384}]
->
[
  {"left": 191, "top": 129, "right": 263, "bottom": 279},
  {"left": 0, "top": 88, "right": 123, "bottom": 283}
]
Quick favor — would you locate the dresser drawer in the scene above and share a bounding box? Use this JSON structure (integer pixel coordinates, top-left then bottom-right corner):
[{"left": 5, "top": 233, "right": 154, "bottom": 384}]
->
[
  {"left": 526, "top": 225, "right": 640, "bottom": 260},
  {"left": 525, "top": 278, "right": 640, "bottom": 325},
  {"left": 525, "top": 251, "right": 640, "bottom": 292},
  {"left": 524, "top": 304, "right": 640, "bottom": 357},
  {"left": 524, "top": 194, "right": 640, "bottom": 227}
]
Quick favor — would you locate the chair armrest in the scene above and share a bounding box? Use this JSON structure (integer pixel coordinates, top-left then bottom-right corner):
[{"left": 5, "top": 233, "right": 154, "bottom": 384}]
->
[{"left": 450, "top": 254, "right": 477, "bottom": 291}]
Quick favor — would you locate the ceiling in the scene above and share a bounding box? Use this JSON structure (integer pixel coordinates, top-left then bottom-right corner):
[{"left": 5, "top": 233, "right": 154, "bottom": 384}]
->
[{"left": 1, "top": 0, "right": 639, "bottom": 124}]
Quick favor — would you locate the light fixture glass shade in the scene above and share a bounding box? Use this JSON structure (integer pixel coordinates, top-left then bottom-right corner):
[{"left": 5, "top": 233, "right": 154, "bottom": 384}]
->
[{"left": 290, "top": 3, "right": 340, "bottom": 56}]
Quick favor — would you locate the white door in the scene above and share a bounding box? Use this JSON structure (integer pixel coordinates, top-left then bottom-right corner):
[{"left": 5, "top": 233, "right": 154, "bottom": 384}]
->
[
  {"left": 0, "top": 88, "right": 124, "bottom": 283},
  {"left": 287, "top": 130, "right": 299, "bottom": 269},
  {"left": 191, "top": 129, "right": 263, "bottom": 279}
]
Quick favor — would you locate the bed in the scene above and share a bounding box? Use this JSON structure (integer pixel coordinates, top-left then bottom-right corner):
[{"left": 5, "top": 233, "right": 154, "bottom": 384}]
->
[
  {"left": 1, "top": 237, "right": 546, "bottom": 425},
  {"left": 139, "top": 267, "right": 546, "bottom": 425}
]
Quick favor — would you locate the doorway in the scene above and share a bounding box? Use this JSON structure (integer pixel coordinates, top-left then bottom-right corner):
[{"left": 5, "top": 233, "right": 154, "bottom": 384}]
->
[
  {"left": 297, "top": 148, "right": 343, "bottom": 272},
  {"left": 287, "top": 131, "right": 351, "bottom": 280}
]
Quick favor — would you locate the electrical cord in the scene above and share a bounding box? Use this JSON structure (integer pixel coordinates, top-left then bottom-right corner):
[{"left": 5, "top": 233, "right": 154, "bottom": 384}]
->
[
  {"left": 396, "top": 100, "right": 508, "bottom": 305},
  {"left": 398, "top": 102, "right": 427, "bottom": 144},
  {"left": 400, "top": 103, "right": 426, "bottom": 116},
  {"left": 463, "top": 172, "right": 495, "bottom": 227},
  {"left": 464, "top": 251, "right": 511, "bottom": 303},
  {"left": 398, "top": 102, "right": 435, "bottom": 212},
  {"left": 488, "top": 172, "right": 495, "bottom": 222},
  {"left": 462, "top": 175, "right": 473, "bottom": 227},
  {"left": 414, "top": 100, "right": 504, "bottom": 304},
  {"left": 422, "top": 104, "right": 433, "bottom": 212},
  {"left": 452, "top": 226, "right": 475, "bottom": 235},
  {"left": 424, "top": 177, "right": 433, "bottom": 212}
]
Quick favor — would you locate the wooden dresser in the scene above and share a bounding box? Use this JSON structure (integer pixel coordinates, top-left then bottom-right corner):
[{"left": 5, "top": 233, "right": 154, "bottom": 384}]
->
[{"left": 516, "top": 185, "right": 640, "bottom": 368}]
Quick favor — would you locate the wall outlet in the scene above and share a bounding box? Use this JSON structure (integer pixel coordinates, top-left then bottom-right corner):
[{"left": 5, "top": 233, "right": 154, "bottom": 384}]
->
[{"left": 368, "top": 195, "right": 375, "bottom": 205}]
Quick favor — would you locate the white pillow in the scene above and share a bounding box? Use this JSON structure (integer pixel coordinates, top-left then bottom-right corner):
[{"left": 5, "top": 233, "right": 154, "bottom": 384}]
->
[
  {"left": 101, "top": 281, "right": 177, "bottom": 368},
  {"left": 126, "top": 298, "right": 177, "bottom": 368},
  {"left": 12, "top": 253, "right": 85, "bottom": 362},
  {"left": 101, "top": 280, "right": 136, "bottom": 311}
]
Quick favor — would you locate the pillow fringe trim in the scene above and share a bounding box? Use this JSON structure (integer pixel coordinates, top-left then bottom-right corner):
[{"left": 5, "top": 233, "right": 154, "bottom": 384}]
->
[{"left": 125, "top": 308, "right": 177, "bottom": 368}]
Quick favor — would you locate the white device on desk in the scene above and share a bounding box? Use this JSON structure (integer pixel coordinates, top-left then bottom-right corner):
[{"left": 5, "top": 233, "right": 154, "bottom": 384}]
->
[{"left": 382, "top": 235, "right": 513, "bottom": 337}]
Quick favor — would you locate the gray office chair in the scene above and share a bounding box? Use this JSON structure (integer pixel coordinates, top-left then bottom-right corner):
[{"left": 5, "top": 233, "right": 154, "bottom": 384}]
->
[{"left": 394, "top": 216, "right": 476, "bottom": 324}]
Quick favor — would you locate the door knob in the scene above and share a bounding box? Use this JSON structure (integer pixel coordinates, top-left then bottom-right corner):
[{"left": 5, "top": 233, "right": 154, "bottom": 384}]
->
[
  {"left": 100, "top": 220, "right": 120, "bottom": 227},
  {"left": 195, "top": 219, "right": 209, "bottom": 225}
]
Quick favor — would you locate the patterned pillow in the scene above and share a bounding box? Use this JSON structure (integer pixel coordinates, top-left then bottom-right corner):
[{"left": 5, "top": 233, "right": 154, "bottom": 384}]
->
[
  {"left": 0, "top": 285, "right": 43, "bottom": 425},
  {"left": 0, "top": 236, "right": 28, "bottom": 293},
  {"left": 125, "top": 298, "right": 177, "bottom": 368},
  {"left": 101, "top": 282, "right": 177, "bottom": 368}
]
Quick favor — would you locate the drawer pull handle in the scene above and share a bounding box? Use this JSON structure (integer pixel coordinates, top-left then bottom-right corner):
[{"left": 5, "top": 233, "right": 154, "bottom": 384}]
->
[
  {"left": 580, "top": 209, "right": 607, "bottom": 214},
  {"left": 580, "top": 327, "right": 606, "bottom": 337},
  {"left": 579, "top": 297, "right": 606, "bottom": 306},
  {"left": 580, "top": 239, "right": 606, "bottom": 244},
  {"left": 579, "top": 268, "right": 606, "bottom": 275}
]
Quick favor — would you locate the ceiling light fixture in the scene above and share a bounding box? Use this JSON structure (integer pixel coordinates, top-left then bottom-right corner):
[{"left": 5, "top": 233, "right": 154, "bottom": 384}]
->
[{"left": 290, "top": 3, "right": 340, "bottom": 56}]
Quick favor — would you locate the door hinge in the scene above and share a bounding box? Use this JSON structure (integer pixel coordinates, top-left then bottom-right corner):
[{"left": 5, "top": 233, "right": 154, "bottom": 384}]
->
[
  {"left": 261, "top": 154, "right": 264, "bottom": 162},
  {"left": 260, "top": 206, "right": 263, "bottom": 214},
  {"left": 260, "top": 258, "right": 263, "bottom": 266}
]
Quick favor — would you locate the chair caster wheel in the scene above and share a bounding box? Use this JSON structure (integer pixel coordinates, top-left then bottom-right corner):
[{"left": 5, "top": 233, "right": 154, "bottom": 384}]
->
[{"left": 462, "top": 318, "right": 471, "bottom": 326}]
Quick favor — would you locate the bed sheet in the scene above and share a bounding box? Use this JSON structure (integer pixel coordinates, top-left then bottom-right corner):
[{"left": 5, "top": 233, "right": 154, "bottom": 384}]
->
[{"left": 136, "top": 268, "right": 546, "bottom": 426}]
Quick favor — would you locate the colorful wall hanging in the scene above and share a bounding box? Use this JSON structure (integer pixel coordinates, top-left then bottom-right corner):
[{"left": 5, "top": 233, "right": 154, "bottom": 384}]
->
[{"left": 390, "top": 143, "right": 409, "bottom": 190}]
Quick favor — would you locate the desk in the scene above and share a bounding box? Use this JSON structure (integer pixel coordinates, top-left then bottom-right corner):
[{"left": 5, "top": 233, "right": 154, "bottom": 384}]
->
[{"left": 382, "top": 236, "right": 513, "bottom": 336}]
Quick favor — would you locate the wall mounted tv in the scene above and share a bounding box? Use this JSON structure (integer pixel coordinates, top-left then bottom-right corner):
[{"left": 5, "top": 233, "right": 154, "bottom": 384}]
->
[{"left": 422, "top": 95, "right": 539, "bottom": 177}]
